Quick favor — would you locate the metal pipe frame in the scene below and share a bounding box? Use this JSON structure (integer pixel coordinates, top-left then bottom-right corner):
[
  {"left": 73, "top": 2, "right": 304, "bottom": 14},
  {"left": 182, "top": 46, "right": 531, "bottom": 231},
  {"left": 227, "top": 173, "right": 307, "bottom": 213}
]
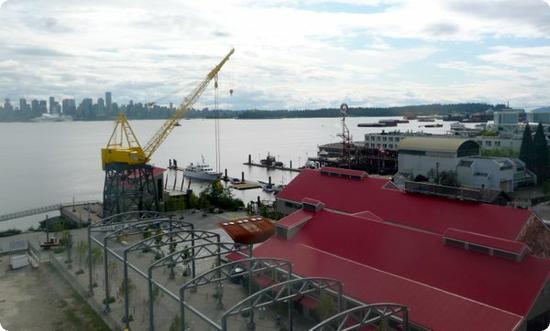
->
[
  {"left": 178, "top": 258, "right": 293, "bottom": 331},
  {"left": 221, "top": 277, "right": 343, "bottom": 331},
  {"left": 99, "top": 210, "right": 166, "bottom": 226},
  {"left": 88, "top": 217, "right": 192, "bottom": 312},
  {"left": 308, "top": 303, "right": 409, "bottom": 331},
  {"left": 147, "top": 242, "right": 252, "bottom": 331},
  {"left": 121, "top": 229, "right": 221, "bottom": 330},
  {"left": 102, "top": 218, "right": 193, "bottom": 313}
]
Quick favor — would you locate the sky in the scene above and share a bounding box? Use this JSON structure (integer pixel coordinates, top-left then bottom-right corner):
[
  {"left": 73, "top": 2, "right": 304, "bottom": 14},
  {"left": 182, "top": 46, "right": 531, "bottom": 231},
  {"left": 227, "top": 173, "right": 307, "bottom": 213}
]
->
[{"left": 0, "top": 0, "right": 549, "bottom": 110}]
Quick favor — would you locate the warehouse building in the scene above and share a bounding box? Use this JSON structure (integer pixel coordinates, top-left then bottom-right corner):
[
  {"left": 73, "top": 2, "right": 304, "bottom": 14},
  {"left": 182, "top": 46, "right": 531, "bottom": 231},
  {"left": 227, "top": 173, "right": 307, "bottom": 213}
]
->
[
  {"left": 268, "top": 167, "right": 550, "bottom": 330},
  {"left": 397, "top": 137, "right": 536, "bottom": 192}
]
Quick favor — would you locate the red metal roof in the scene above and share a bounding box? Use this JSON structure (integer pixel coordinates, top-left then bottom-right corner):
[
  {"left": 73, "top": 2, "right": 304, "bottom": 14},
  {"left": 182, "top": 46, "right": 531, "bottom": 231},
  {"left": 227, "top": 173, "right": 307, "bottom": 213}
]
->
[
  {"left": 319, "top": 167, "right": 367, "bottom": 178},
  {"left": 277, "top": 209, "right": 313, "bottom": 230},
  {"left": 277, "top": 169, "right": 531, "bottom": 240},
  {"left": 443, "top": 228, "right": 529, "bottom": 255},
  {"left": 219, "top": 217, "right": 275, "bottom": 244},
  {"left": 253, "top": 209, "right": 550, "bottom": 330}
]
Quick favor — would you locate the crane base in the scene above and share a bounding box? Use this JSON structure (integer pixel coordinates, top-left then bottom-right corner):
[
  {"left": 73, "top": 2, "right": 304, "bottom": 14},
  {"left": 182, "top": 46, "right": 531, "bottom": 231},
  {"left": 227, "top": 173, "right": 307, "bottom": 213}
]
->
[{"left": 102, "top": 163, "right": 161, "bottom": 218}]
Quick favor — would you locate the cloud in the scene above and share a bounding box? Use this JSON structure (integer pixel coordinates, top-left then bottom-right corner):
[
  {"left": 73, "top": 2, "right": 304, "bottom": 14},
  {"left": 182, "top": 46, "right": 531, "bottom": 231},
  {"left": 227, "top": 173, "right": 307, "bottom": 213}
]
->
[{"left": 0, "top": 0, "right": 549, "bottom": 108}]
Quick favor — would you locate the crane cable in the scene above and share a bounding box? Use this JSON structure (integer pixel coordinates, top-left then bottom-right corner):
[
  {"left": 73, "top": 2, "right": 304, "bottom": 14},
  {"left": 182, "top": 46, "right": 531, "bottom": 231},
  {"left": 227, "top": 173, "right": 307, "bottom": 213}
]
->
[{"left": 214, "top": 76, "right": 221, "bottom": 173}]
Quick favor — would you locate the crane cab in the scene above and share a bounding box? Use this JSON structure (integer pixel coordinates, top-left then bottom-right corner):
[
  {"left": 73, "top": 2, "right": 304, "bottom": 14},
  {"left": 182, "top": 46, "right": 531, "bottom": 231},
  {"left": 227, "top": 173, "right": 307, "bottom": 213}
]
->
[{"left": 101, "top": 147, "right": 147, "bottom": 169}]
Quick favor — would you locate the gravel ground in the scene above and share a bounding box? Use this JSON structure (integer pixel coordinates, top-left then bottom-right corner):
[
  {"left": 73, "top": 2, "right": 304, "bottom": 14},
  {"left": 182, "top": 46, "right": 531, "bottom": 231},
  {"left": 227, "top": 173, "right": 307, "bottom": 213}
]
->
[{"left": 0, "top": 257, "right": 110, "bottom": 331}]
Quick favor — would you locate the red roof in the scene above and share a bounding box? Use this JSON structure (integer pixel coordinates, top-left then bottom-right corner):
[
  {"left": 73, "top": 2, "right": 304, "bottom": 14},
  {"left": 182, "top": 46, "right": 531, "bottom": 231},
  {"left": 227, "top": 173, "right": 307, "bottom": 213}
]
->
[
  {"left": 254, "top": 209, "right": 550, "bottom": 330},
  {"left": 320, "top": 167, "right": 367, "bottom": 178},
  {"left": 277, "top": 169, "right": 531, "bottom": 240},
  {"left": 443, "top": 228, "right": 529, "bottom": 255},
  {"left": 277, "top": 209, "right": 313, "bottom": 229}
]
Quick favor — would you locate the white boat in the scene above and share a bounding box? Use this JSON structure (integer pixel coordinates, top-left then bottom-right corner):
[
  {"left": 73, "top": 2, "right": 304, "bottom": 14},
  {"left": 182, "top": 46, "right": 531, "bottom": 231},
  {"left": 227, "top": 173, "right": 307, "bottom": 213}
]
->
[
  {"left": 182, "top": 162, "right": 221, "bottom": 181},
  {"left": 31, "top": 113, "right": 73, "bottom": 122}
]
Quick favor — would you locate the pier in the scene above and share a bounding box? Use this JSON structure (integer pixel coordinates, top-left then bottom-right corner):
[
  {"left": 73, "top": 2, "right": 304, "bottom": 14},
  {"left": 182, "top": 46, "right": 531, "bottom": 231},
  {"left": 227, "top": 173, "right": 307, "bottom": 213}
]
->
[
  {"left": 0, "top": 200, "right": 100, "bottom": 223},
  {"left": 243, "top": 154, "right": 301, "bottom": 172}
]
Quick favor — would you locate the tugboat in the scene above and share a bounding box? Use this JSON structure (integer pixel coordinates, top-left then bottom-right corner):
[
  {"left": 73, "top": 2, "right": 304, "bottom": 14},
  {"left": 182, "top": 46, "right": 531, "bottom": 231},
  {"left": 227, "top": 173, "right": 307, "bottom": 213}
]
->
[{"left": 260, "top": 153, "right": 283, "bottom": 167}]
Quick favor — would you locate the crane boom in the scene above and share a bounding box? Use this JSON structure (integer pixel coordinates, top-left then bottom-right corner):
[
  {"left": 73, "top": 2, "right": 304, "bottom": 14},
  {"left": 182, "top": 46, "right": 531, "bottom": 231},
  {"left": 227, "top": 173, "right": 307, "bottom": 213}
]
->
[{"left": 142, "top": 48, "right": 234, "bottom": 160}]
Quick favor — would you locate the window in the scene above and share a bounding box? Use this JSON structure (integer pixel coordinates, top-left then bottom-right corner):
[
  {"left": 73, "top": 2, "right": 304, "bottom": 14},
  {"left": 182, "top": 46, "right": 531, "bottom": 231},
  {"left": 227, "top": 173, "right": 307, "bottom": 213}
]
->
[
  {"left": 486, "top": 141, "right": 492, "bottom": 147},
  {"left": 495, "top": 141, "right": 501, "bottom": 147}
]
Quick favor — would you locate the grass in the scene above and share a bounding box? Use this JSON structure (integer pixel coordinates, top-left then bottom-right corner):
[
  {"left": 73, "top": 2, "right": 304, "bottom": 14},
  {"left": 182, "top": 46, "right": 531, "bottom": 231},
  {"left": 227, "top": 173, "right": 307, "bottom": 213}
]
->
[{"left": 47, "top": 263, "right": 111, "bottom": 331}]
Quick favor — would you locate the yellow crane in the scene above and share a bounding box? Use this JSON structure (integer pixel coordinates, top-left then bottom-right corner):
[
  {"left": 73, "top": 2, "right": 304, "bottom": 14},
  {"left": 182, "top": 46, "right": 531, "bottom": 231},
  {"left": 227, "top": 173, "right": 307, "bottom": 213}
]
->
[
  {"left": 100, "top": 48, "right": 234, "bottom": 217},
  {"left": 101, "top": 48, "right": 234, "bottom": 169}
]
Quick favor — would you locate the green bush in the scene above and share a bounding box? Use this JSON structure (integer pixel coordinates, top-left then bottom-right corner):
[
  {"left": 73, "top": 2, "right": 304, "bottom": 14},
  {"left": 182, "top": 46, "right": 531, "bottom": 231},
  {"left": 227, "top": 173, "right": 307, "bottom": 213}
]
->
[{"left": 0, "top": 228, "right": 22, "bottom": 237}]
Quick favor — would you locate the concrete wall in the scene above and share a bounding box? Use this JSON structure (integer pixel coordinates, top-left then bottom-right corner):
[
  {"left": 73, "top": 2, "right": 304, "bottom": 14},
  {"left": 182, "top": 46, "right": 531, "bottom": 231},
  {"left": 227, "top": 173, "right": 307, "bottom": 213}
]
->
[
  {"left": 274, "top": 198, "right": 301, "bottom": 215},
  {"left": 521, "top": 279, "right": 550, "bottom": 331}
]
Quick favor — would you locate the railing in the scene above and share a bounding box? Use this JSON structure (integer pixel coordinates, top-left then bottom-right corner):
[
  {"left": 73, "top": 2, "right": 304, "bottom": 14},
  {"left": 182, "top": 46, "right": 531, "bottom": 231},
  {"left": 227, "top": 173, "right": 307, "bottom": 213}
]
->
[
  {"left": 404, "top": 181, "right": 501, "bottom": 203},
  {"left": 0, "top": 200, "right": 100, "bottom": 222}
]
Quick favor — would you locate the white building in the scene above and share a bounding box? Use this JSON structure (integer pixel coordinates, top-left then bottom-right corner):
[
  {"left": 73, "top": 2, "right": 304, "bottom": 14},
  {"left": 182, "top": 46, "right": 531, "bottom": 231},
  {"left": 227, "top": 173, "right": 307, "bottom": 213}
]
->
[
  {"left": 398, "top": 137, "right": 479, "bottom": 179},
  {"left": 397, "top": 137, "right": 535, "bottom": 192},
  {"left": 457, "top": 157, "right": 536, "bottom": 193},
  {"left": 527, "top": 107, "right": 550, "bottom": 124}
]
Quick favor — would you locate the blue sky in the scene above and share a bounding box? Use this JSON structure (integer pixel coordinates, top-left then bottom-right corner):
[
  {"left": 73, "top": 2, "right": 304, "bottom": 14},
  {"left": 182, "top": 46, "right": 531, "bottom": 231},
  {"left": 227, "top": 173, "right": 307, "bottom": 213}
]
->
[{"left": 0, "top": 0, "right": 549, "bottom": 109}]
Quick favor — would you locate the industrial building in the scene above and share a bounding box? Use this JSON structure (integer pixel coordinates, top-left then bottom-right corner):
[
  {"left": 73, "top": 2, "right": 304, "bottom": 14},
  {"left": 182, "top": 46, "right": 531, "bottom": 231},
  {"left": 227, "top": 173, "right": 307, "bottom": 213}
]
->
[
  {"left": 528, "top": 107, "right": 550, "bottom": 124},
  {"left": 396, "top": 137, "right": 536, "bottom": 192},
  {"left": 269, "top": 167, "right": 550, "bottom": 330}
]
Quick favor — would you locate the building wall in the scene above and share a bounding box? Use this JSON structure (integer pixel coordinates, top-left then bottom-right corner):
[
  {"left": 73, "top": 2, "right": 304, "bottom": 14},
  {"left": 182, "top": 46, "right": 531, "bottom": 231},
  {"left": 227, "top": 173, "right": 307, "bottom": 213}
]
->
[
  {"left": 474, "top": 136, "right": 522, "bottom": 152},
  {"left": 274, "top": 198, "right": 301, "bottom": 215},
  {"left": 456, "top": 159, "right": 515, "bottom": 192},
  {"left": 398, "top": 153, "right": 458, "bottom": 178},
  {"left": 521, "top": 279, "right": 550, "bottom": 331},
  {"left": 528, "top": 111, "right": 550, "bottom": 124}
]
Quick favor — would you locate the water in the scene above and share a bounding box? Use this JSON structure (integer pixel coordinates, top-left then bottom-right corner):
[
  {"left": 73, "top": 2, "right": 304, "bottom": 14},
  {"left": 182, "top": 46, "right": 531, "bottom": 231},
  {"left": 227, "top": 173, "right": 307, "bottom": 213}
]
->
[{"left": 0, "top": 117, "right": 453, "bottom": 230}]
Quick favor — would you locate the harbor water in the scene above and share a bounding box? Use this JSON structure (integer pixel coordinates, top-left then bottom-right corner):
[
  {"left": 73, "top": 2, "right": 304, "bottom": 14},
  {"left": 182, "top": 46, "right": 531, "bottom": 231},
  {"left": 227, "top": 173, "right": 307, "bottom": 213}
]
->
[{"left": 0, "top": 117, "right": 454, "bottom": 230}]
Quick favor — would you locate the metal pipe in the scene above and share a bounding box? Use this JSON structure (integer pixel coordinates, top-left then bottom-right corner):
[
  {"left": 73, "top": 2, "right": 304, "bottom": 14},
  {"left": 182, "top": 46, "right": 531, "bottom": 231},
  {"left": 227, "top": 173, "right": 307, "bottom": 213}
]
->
[
  {"left": 87, "top": 226, "right": 94, "bottom": 295},
  {"left": 123, "top": 250, "right": 130, "bottom": 330},
  {"left": 103, "top": 237, "right": 111, "bottom": 312}
]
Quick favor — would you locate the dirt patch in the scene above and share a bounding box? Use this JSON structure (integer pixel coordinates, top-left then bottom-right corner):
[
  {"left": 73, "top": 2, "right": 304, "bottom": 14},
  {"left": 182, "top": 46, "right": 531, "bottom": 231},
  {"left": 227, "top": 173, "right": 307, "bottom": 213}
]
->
[{"left": 0, "top": 259, "right": 110, "bottom": 331}]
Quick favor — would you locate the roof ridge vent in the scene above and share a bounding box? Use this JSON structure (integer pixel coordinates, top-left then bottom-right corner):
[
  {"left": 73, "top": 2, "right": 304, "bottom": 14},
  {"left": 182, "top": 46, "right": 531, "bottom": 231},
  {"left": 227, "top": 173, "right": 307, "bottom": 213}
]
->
[
  {"left": 319, "top": 167, "right": 367, "bottom": 180},
  {"left": 301, "top": 198, "right": 324, "bottom": 212},
  {"left": 442, "top": 228, "right": 529, "bottom": 262}
]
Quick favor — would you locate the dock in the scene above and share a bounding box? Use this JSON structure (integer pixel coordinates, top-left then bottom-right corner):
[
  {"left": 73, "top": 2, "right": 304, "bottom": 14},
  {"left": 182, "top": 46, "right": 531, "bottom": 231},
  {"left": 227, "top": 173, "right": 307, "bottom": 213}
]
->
[
  {"left": 243, "top": 162, "right": 301, "bottom": 173},
  {"left": 230, "top": 181, "right": 262, "bottom": 190}
]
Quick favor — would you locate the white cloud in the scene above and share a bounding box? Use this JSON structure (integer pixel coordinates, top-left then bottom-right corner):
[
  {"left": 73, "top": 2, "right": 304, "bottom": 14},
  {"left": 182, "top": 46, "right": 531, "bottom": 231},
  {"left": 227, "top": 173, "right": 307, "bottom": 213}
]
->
[{"left": 0, "top": 0, "right": 549, "bottom": 108}]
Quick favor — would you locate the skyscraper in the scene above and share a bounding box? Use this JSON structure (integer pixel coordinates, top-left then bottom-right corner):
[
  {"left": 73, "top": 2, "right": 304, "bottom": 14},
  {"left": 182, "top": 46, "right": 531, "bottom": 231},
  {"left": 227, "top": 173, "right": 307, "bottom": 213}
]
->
[
  {"left": 105, "top": 92, "right": 112, "bottom": 112},
  {"left": 19, "top": 98, "right": 28, "bottom": 112},
  {"left": 49, "top": 96, "right": 55, "bottom": 114},
  {"left": 39, "top": 100, "right": 47, "bottom": 113},
  {"left": 31, "top": 99, "right": 40, "bottom": 114},
  {"left": 62, "top": 99, "right": 76, "bottom": 116}
]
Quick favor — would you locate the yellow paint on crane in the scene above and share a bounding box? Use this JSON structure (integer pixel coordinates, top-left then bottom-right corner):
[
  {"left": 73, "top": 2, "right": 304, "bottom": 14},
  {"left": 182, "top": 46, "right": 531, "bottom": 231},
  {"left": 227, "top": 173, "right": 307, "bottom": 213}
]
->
[{"left": 100, "top": 48, "right": 234, "bottom": 169}]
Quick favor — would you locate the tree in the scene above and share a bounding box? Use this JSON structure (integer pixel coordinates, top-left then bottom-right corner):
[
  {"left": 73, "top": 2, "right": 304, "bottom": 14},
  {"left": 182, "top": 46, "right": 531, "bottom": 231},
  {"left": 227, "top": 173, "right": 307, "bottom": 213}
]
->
[
  {"left": 519, "top": 124, "right": 535, "bottom": 171},
  {"left": 533, "top": 123, "right": 549, "bottom": 182}
]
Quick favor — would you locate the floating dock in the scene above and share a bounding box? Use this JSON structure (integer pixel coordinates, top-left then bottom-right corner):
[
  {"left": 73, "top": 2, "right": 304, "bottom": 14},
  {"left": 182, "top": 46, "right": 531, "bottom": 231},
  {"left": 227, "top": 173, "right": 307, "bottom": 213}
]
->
[
  {"left": 243, "top": 162, "right": 301, "bottom": 173},
  {"left": 231, "top": 181, "right": 262, "bottom": 190}
]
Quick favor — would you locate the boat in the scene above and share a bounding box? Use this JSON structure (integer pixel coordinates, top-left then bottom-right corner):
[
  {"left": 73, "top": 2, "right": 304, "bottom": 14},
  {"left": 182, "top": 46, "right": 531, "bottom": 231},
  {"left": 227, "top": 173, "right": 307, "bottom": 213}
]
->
[
  {"left": 31, "top": 113, "right": 73, "bottom": 122},
  {"left": 417, "top": 118, "right": 436, "bottom": 122},
  {"left": 423, "top": 123, "right": 443, "bottom": 128},
  {"left": 182, "top": 161, "right": 221, "bottom": 181},
  {"left": 358, "top": 122, "right": 397, "bottom": 127},
  {"left": 260, "top": 153, "right": 283, "bottom": 167},
  {"left": 174, "top": 121, "right": 182, "bottom": 127},
  {"left": 230, "top": 177, "right": 241, "bottom": 184},
  {"left": 262, "top": 185, "right": 274, "bottom": 193},
  {"left": 450, "top": 122, "right": 466, "bottom": 131}
]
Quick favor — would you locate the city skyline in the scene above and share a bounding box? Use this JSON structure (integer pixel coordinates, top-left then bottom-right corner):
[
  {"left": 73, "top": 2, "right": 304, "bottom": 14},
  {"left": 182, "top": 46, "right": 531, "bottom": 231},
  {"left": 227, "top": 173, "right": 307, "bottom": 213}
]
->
[{"left": 0, "top": 1, "right": 549, "bottom": 110}]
